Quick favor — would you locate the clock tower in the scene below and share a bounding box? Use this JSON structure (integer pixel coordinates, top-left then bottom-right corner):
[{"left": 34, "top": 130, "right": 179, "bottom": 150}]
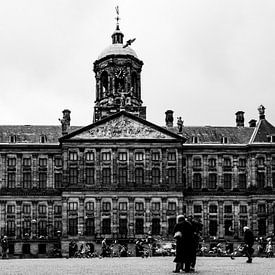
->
[{"left": 93, "top": 9, "right": 146, "bottom": 122}]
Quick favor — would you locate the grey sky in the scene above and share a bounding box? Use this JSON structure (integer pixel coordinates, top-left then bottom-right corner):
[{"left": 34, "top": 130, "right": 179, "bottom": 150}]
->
[{"left": 0, "top": 0, "right": 274, "bottom": 127}]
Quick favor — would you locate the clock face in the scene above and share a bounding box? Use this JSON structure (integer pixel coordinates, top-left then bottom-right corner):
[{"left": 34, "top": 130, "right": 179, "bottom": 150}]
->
[{"left": 115, "top": 68, "right": 127, "bottom": 79}]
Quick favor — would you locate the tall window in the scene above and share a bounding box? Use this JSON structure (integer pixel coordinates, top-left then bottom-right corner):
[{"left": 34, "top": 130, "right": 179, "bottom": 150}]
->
[
  {"left": 23, "top": 220, "right": 31, "bottom": 235},
  {"left": 258, "top": 219, "right": 266, "bottom": 236},
  {"left": 118, "top": 152, "right": 127, "bottom": 161},
  {"left": 119, "top": 202, "right": 127, "bottom": 211},
  {"left": 85, "top": 218, "right": 95, "bottom": 236},
  {"left": 68, "top": 202, "right": 78, "bottom": 211},
  {"left": 152, "top": 202, "right": 160, "bottom": 211},
  {"left": 135, "top": 219, "right": 144, "bottom": 234},
  {"left": 167, "top": 152, "right": 176, "bottom": 161},
  {"left": 167, "top": 168, "right": 176, "bottom": 184},
  {"left": 86, "top": 202, "right": 94, "bottom": 211},
  {"left": 7, "top": 220, "right": 16, "bottom": 236},
  {"left": 152, "top": 218, "right": 160, "bottom": 235},
  {"left": 209, "top": 220, "right": 218, "bottom": 236},
  {"left": 239, "top": 174, "right": 247, "bottom": 189},
  {"left": 223, "top": 158, "right": 231, "bottom": 168},
  {"left": 168, "top": 218, "right": 176, "bottom": 235},
  {"left": 208, "top": 158, "right": 216, "bottom": 168},
  {"left": 23, "top": 204, "right": 31, "bottom": 215},
  {"left": 7, "top": 157, "right": 16, "bottom": 167},
  {"left": 7, "top": 205, "right": 15, "bottom": 214},
  {"left": 23, "top": 157, "right": 31, "bottom": 167},
  {"left": 224, "top": 174, "right": 232, "bottom": 189},
  {"left": 168, "top": 202, "right": 176, "bottom": 211},
  {"left": 135, "top": 168, "right": 144, "bottom": 185},
  {"left": 193, "top": 158, "right": 201, "bottom": 168},
  {"left": 85, "top": 152, "right": 94, "bottom": 161},
  {"left": 257, "top": 172, "right": 265, "bottom": 188},
  {"left": 193, "top": 173, "right": 202, "bottom": 189},
  {"left": 68, "top": 218, "right": 78, "bottom": 236},
  {"left": 209, "top": 204, "right": 217, "bottom": 213},
  {"left": 224, "top": 220, "right": 233, "bottom": 236},
  {"left": 102, "top": 218, "right": 111, "bottom": 234},
  {"left": 152, "top": 152, "right": 160, "bottom": 161},
  {"left": 69, "top": 168, "right": 78, "bottom": 185},
  {"left": 38, "top": 221, "right": 47, "bottom": 236},
  {"left": 23, "top": 172, "right": 32, "bottom": 189},
  {"left": 118, "top": 168, "right": 128, "bottom": 186},
  {"left": 208, "top": 173, "right": 217, "bottom": 189},
  {"left": 152, "top": 168, "right": 160, "bottom": 185},
  {"left": 38, "top": 205, "right": 47, "bottom": 215},
  {"left": 102, "top": 152, "right": 111, "bottom": 161},
  {"left": 194, "top": 205, "right": 202, "bottom": 213},
  {"left": 224, "top": 205, "right": 232, "bottom": 213},
  {"left": 257, "top": 157, "right": 265, "bottom": 166},
  {"left": 69, "top": 152, "right": 78, "bottom": 161},
  {"left": 54, "top": 221, "right": 62, "bottom": 236},
  {"left": 239, "top": 158, "right": 246, "bottom": 168},
  {"left": 38, "top": 173, "right": 47, "bottom": 189},
  {"left": 38, "top": 158, "right": 47, "bottom": 167},
  {"left": 54, "top": 173, "right": 62, "bottom": 188},
  {"left": 7, "top": 173, "right": 16, "bottom": 188},
  {"left": 135, "top": 152, "right": 144, "bottom": 161},
  {"left": 258, "top": 204, "right": 266, "bottom": 214},
  {"left": 54, "top": 157, "right": 62, "bottom": 167},
  {"left": 119, "top": 218, "right": 128, "bottom": 235},
  {"left": 86, "top": 168, "right": 95, "bottom": 185},
  {"left": 54, "top": 205, "right": 62, "bottom": 215},
  {"left": 135, "top": 202, "right": 144, "bottom": 211},
  {"left": 239, "top": 219, "right": 247, "bottom": 236},
  {"left": 240, "top": 205, "right": 247, "bottom": 214},
  {"left": 102, "top": 168, "right": 111, "bottom": 185},
  {"left": 102, "top": 202, "right": 111, "bottom": 211}
]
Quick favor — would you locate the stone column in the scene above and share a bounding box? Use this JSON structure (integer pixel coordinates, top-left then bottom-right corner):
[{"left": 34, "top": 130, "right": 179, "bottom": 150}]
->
[
  {"left": 218, "top": 201, "right": 224, "bottom": 238},
  {"left": 32, "top": 201, "right": 38, "bottom": 238},
  {"left": 145, "top": 198, "right": 151, "bottom": 234},
  {"left": 78, "top": 197, "right": 84, "bottom": 236},
  {"left": 95, "top": 197, "right": 101, "bottom": 238},
  {"left": 233, "top": 201, "right": 239, "bottom": 238},
  {"left": 112, "top": 197, "right": 118, "bottom": 237},
  {"left": 128, "top": 197, "right": 135, "bottom": 238},
  {"left": 16, "top": 201, "right": 22, "bottom": 239},
  {"left": 161, "top": 198, "right": 168, "bottom": 236},
  {"left": 61, "top": 198, "right": 68, "bottom": 238},
  {"left": 47, "top": 200, "right": 54, "bottom": 238},
  {"left": 202, "top": 201, "right": 208, "bottom": 237}
]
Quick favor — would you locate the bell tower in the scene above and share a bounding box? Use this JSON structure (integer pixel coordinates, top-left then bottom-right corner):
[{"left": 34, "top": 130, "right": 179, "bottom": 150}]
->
[{"left": 93, "top": 7, "right": 146, "bottom": 122}]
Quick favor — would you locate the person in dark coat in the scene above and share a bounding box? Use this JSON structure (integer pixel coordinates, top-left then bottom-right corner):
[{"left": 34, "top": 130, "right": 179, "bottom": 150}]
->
[
  {"left": 173, "top": 215, "right": 194, "bottom": 273},
  {"left": 1, "top": 236, "right": 8, "bottom": 259},
  {"left": 243, "top": 226, "right": 254, "bottom": 263}
]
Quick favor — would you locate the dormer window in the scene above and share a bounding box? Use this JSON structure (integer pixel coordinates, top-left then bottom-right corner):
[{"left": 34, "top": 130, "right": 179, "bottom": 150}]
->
[
  {"left": 192, "top": 136, "right": 199, "bottom": 144},
  {"left": 9, "top": 135, "right": 17, "bottom": 143},
  {"left": 267, "top": 135, "right": 275, "bottom": 143},
  {"left": 40, "top": 135, "right": 47, "bottom": 143},
  {"left": 221, "top": 136, "right": 228, "bottom": 144}
]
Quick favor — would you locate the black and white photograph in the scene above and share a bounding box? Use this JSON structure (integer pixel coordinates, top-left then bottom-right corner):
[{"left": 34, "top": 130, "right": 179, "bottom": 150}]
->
[{"left": 0, "top": 0, "right": 275, "bottom": 274}]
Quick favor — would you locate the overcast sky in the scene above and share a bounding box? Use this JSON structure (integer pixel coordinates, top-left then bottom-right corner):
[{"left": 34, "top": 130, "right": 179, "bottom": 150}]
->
[{"left": 0, "top": 0, "right": 275, "bottom": 127}]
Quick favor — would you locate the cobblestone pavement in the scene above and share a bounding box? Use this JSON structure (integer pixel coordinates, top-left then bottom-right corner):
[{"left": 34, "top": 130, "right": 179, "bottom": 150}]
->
[{"left": 0, "top": 257, "right": 274, "bottom": 275}]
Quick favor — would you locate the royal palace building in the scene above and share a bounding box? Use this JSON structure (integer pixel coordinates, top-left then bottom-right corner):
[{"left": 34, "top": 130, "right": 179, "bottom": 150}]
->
[{"left": 1, "top": 16, "right": 275, "bottom": 257}]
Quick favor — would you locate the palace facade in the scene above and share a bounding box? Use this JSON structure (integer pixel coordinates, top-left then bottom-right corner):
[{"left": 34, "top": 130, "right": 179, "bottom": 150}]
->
[{"left": 1, "top": 16, "right": 275, "bottom": 257}]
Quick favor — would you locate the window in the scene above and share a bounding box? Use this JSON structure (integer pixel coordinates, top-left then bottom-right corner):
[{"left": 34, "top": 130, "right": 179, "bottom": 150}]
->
[
  {"left": 68, "top": 202, "right": 78, "bottom": 211},
  {"left": 7, "top": 173, "right": 16, "bottom": 188},
  {"left": 85, "top": 152, "right": 95, "bottom": 161},
  {"left": 118, "top": 168, "right": 128, "bottom": 185},
  {"left": 193, "top": 173, "right": 202, "bottom": 189},
  {"left": 54, "top": 157, "right": 62, "bottom": 167},
  {"left": 38, "top": 173, "right": 47, "bottom": 189},
  {"left": 239, "top": 219, "right": 247, "bottom": 236},
  {"left": 69, "top": 152, "right": 78, "bottom": 161},
  {"left": 7, "top": 205, "right": 15, "bottom": 214},
  {"left": 224, "top": 174, "right": 232, "bottom": 189},
  {"left": 101, "top": 168, "right": 110, "bottom": 185},
  {"left": 208, "top": 158, "right": 216, "bottom": 168},
  {"left": 102, "top": 152, "right": 111, "bottom": 161},
  {"left": 221, "top": 137, "right": 228, "bottom": 144},
  {"left": 168, "top": 202, "right": 176, "bottom": 211},
  {"left": 54, "top": 205, "right": 62, "bottom": 215},
  {"left": 102, "top": 202, "right": 111, "bottom": 211},
  {"left": 167, "top": 168, "right": 176, "bottom": 184},
  {"left": 239, "top": 174, "right": 247, "bottom": 189},
  {"left": 135, "top": 168, "right": 144, "bottom": 185},
  {"left": 258, "top": 219, "right": 266, "bottom": 236},
  {"left": 152, "top": 152, "right": 160, "bottom": 161},
  {"left": 39, "top": 158, "right": 47, "bottom": 167},
  {"left": 223, "top": 158, "right": 231, "bottom": 167},
  {"left": 102, "top": 218, "right": 111, "bottom": 234},
  {"left": 152, "top": 202, "right": 160, "bottom": 211},
  {"left": 68, "top": 218, "right": 78, "bottom": 236},
  {"left": 118, "top": 152, "right": 127, "bottom": 161},
  {"left": 69, "top": 168, "right": 78, "bottom": 185},
  {"left": 193, "top": 158, "right": 201, "bottom": 168},
  {"left": 168, "top": 218, "right": 176, "bottom": 235},
  {"left": 135, "top": 218, "right": 144, "bottom": 234},
  {"left": 240, "top": 205, "right": 247, "bottom": 214},
  {"left": 209, "top": 205, "right": 217, "bottom": 213},
  {"left": 224, "top": 205, "right": 232, "bottom": 213},
  {"left": 152, "top": 218, "right": 160, "bottom": 235},
  {"left": 119, "top": 202, "right": 127, "bottom": 211},
  {"left": 54, "top": 173, "right": 62, "bottom": 188},
  {"left": 9, "top": 135, "right": 16, "bottom": 143},
  {"left": 7, "top": 157, "right": 16, "bottom": 167},
  {"left": 86, "top": 202, "right": 94, "bottom": 211},
  {"left": 23, "top": 172, "right": 32, "bottom": 189},
  {"left": 86, "top": 168, "right": 95, "bottom": 185},
  {"left": 7, "top": 220, "right": 15, "bottom": 236},
  {"left": 209, "top": 220, "right": 218, "bottom": 236},
  {"left": 38, "top": 220, "right": 47, "bottom": 236},
  {"left": 257, "top": 172, "right": 265, "bottom": 188},
  {"left": 135, "top": 152, "right": 144, "bottom": 161},
  {"left": 135, "top": 202, "right": 144, "bottom": 211},
  {"left": 38, "top": 205, "right": 47, "bottom": 214},
  {"left": 54, "top": 221, "right": 62, "bottom": 235},
  {"left": 167, "top": 152, "right": 176, "bottom": 161},
  {"left": 40, "top": 135, "right": 47, "bottom": 143},
  {"left": 208, "top": 173, "right": 217, "bottom": 189},
  {"left": 23, "top": 158, "right": 31, "bottom": 167},
  {"left": 224, "top": 220, "right": 233, "bottom": 236},
  {"left": 194, "top": 205, "right": 202, "bottom": 213},
  {"left": 257, "top": 157, "right": 265, "bottom": 166},
  {"left": 119, "top": 218, "right": 128, "bottom": 235},
  {"left": 192, "top": 136, "right": 199, "bottom": 144},
  {"left": 152, "top": 168, "right": 160, "bottom": 185},
  {"left": 258, "top": 204, "right": 266, "bottom": 214},
  {"left": 23, "top": 220, "right": 31, "bottom": 235},
  {"left": 23, "top": 204, "right": 31, "bottom": 215},
  {"left": 239, "top": 158, "right": 246, "bottom": 168},
  {"left": 85, "top": 218, "right": 95, "bottom": 236}
]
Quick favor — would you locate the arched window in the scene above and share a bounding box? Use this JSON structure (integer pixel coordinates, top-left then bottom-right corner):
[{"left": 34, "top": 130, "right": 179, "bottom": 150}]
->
[
  {"left": 131, "top": 72, "right": 138, "bottom": 96},
  {"left": 100, "top": 71, "right": 108, "bottom": 97}
]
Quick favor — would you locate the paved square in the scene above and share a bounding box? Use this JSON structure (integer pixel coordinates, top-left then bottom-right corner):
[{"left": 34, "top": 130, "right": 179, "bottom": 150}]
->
[{"left": 0, "top": 257, "right": 274, "bottom": 275}]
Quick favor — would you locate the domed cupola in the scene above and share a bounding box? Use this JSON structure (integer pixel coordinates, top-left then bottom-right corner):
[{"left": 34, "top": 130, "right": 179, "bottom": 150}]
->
[{"left": 93, "top": 6, "right": 146, "bottom": 122}]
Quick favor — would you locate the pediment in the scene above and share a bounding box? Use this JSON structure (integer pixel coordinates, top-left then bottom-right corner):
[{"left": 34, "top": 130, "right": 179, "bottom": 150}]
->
[{"left": 64, "top": 113, "right": 182, "bottom": 141}]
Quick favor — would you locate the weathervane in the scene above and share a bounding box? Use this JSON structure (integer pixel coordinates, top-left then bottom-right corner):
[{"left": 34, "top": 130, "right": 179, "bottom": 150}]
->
[{"left": 115, "top": 6, "right": 120, "bottom": 27}]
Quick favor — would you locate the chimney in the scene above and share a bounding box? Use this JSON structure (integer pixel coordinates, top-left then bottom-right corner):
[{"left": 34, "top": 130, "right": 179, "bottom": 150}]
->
[
  {"left": 165, "top": 110, "right": 174, "bottom": 127},
  {"left": 59, "top": 109, "right": 71, "bottom": 135},
  {"left": 235, "top": 111, "right": 244, "bottom": 127},
  {"left": 249, "top": 119, "right": 257, "bottom": 127},
  {"left": 258, "top": 105, "right": 265, "bottom": 120}
]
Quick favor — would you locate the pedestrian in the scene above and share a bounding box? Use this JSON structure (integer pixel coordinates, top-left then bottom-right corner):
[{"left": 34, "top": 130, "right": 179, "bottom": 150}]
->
[
  {"left": 243, "top": 226, "right": 254, "bottom": 263},
  {"left": 101, "top": 238, "right": 108, "bottom": 258},
  {"left": 1, "top": 236, "right": 9, "bottom": 259},
  {"left": 173, "top": 215, "right": 194, "bottom": 273}
]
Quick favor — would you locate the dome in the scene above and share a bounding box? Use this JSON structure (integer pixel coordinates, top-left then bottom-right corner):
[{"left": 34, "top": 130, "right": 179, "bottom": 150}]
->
[{"left": 97, "top": 43, "right": 138, "bottom": 60}]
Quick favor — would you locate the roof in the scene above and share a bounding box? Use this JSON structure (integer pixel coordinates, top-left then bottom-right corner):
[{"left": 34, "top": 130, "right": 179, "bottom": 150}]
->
[
  {"left": 250, "top": 119, "right": 275, "bottom": 143},
  {"left": 97, "top": 44, "right": 138, "bottom": 60}
]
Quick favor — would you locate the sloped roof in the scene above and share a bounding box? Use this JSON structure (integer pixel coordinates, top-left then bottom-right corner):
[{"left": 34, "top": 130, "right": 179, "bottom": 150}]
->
[{"left": 250, "top": 119, "right": 275, "bottom": 143}]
